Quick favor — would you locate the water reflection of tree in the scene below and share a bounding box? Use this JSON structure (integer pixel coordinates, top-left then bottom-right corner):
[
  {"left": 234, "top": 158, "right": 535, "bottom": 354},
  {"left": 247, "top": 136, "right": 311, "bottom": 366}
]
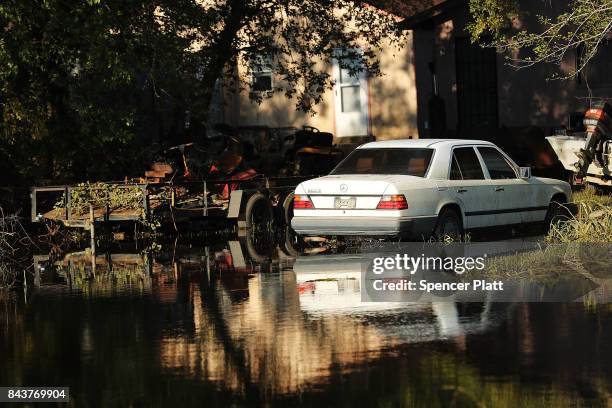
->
[
  {"left": 159, "top": 274, "right": 398, "bottom": 398},
  {"left": 3, "top": 260, "right": 612, "bottom": 406},
  {"left": 157, "top": 274, "right": 612, "bottom": 406}
]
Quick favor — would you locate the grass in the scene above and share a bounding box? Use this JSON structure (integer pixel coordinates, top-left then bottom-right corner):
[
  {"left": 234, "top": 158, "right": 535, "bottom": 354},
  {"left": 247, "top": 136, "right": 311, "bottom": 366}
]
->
[
  {"left": 469, "top": 244, "right": 569, "bottom": 281},
  {"left": 546, "top": 185, "right": 612, "bottom": 243},
  {"left": 571, "top": 186, "right": 612, "bottom": 206},
  {"left": 466, "top": 242, "right": 612, "bottom": 285}
]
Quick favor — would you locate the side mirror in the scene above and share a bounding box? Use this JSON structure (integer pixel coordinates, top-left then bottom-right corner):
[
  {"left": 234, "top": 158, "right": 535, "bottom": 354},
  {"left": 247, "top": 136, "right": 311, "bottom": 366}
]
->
[{"left": 519, "top": 167, "right": 531, "bottom": 179}]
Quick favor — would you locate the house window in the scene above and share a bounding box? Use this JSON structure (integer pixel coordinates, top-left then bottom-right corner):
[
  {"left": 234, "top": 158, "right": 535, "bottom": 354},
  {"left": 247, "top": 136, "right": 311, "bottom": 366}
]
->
[
  {"left": 334, "top": 48, "right": 365, "bottom": 113},
  {"left": 250, "top": 54, "right": 273, "bottom": 92},
  {"left": 341, "top": 86, "right": 361, "bottom": 112}
]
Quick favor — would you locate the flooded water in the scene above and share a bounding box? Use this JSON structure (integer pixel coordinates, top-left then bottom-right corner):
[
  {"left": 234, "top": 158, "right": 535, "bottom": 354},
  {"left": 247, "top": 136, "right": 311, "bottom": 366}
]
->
[{"left": 1, "top": 230, "right": 612, "bottom": 407}]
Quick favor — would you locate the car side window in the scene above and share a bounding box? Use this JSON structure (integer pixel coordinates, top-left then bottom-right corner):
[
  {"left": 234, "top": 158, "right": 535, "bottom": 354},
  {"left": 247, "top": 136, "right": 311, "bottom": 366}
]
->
[
  {"left": 449, "top": 154, "right": 462, "bottom": 180},
  {"left": 478, "top": 147, "right": 517, "bottom": 179},
  {"left": 451, "top": 147, "right": 485, "bottom": 180}
]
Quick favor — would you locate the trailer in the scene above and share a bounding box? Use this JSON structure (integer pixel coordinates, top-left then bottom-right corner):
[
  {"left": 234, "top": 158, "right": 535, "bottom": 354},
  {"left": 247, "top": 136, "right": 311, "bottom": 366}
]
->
[
  {"left": 30, "top": 175, "right": 309, "bottom": 231},
  {"left": 546, "top": 134, "right": 612, "bottom": 189},
  {"left": 29, "top": 124, "right": 346, "bottom": 233}
]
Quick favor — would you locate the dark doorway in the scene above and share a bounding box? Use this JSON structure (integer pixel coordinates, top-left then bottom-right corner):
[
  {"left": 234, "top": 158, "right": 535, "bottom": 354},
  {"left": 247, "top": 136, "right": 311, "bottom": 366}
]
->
[{"left": 455, "top": 37, "right": 499, "bottom": 138}]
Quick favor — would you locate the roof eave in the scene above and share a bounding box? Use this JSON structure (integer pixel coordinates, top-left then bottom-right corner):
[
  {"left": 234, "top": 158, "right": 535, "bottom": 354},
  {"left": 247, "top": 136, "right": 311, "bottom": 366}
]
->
[{"left": 397, "top": 0, "right": 466, "bottom": 30}]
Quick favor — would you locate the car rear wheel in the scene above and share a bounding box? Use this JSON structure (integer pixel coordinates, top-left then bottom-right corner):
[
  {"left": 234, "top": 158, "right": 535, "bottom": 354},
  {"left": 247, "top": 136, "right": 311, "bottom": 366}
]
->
[{"left": 433, "top": 208, "right": 463, "bottom": 241}]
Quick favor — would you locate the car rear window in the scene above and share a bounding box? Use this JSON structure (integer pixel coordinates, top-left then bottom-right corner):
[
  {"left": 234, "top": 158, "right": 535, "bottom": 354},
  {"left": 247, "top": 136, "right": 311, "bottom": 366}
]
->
[{"left": 330, "top": 148, "right": 434, "bottom": 176}]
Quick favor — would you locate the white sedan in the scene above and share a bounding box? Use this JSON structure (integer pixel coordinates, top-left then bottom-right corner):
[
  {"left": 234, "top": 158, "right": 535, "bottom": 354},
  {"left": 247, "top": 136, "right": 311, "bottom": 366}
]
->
[{"left": 290, "top": 139, "right": 572, "bottom": 239}]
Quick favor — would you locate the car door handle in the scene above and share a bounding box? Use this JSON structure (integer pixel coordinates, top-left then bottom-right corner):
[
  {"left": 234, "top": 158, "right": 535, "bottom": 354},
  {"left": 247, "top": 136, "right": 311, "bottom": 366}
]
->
[
  {"left": 495, "top": 187, "right": 505, "bottom": 192},
  {"left": 457, "top": 188, "right": 468, "bottom": 193}
]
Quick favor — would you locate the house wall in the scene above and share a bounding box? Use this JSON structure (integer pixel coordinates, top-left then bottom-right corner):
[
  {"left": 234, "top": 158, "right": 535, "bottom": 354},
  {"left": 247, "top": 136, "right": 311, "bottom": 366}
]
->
[
  {"left": 413, "top": 1, "right": 612, "bottom": 137},
  {"left": 220, "top": 33, "right": 419, "bottom": 142},
  {"left": 232, "top": 59, "right": 336, "bottom": 135},
  {"left": 413, "top": 19, "right": 459, "bottom": 137},
  {"left": 494, "top": 1, "right": 612, "bottom": 129},
  {"left": 369, "top": 35, "right": 419, "bottom": 139}
]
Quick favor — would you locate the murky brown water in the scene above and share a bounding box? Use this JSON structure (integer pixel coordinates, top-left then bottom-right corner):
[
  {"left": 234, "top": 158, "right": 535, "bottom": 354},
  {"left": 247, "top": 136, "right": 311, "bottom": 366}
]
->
[{"left": 1, "top": 233, "right": 612, "bottom": 407}]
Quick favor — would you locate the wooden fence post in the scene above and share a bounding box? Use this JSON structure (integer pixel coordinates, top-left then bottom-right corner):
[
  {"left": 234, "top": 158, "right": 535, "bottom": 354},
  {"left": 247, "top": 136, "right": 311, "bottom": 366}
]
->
[{"left": 89, "top": 204, "right": 96, "bottom": 276}]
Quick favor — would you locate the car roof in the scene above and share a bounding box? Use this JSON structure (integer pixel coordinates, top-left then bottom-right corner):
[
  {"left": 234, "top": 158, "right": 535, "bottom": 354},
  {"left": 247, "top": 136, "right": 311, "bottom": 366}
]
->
[{"left": 357, "top": 138, "right": 495, "bottom": 149}]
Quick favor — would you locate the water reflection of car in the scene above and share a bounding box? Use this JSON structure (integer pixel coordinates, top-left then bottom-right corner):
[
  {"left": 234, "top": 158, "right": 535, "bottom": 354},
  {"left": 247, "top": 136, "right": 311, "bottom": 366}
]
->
[
  {"left": 293, "top": 253, "right": 510, "bottom": 339},
  {"left": 291, "top": 139, "right": 573, "bottom": 240}
]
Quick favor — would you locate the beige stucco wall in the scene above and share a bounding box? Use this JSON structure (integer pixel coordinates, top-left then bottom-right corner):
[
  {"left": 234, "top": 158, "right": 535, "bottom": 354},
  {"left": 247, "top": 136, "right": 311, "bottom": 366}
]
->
[
  {"left": 369, "top": 33, "right": 419, "bottom": 139},
  {"left": 220, "top": 32, "right": 419, "bottom": 142},
  {"left": 231, "top": 59, "right": 336, "bottom": 135}
]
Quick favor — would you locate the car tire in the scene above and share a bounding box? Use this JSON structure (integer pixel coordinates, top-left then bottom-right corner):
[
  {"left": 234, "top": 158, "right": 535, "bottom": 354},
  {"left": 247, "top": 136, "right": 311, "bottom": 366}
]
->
[
  {"left": 545, "top": 199, "right": 571, "bottom": 231},
  {"left": 433, "top": 208, "right": 463, "bottom": 241},
  {"left": 245, "top": 193, "right": 274, "bottom": 229},
  {"left": 594, "top": 184, "right": 610, "bottom": 195},
  {"left": 245, "top": 227, "right": 274, "bottom": 263},
  {"left": 280, "top": 226, "right": 302, "bottom": 257}
]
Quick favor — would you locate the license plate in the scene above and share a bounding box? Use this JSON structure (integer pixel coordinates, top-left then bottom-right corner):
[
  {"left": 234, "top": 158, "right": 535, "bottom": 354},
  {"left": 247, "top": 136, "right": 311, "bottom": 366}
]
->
[{"left": 334, "top": 197, "right": 356, "bottom": 209}]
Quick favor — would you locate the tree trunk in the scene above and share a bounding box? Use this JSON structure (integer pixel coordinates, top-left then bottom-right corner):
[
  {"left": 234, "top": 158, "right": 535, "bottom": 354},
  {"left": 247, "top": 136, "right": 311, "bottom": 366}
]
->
[{"left": 196, "top": 0, "right": 252, "bottom": 129}]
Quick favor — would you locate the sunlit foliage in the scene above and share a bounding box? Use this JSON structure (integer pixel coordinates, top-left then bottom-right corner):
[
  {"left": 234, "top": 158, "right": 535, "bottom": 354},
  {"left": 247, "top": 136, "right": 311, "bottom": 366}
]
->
[{"left": 0, "top": 1, "right": 402, "bottom": 183}]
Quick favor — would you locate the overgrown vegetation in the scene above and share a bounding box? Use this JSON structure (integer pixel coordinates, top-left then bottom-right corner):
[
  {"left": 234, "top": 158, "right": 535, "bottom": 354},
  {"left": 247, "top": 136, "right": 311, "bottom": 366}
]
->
[
  {"left": 547, "top": 186, "right": 612, "bottom": 243},
  {"left": 571, "top": 186, "right": 612, "bottom": 207},
  {"left": 470, "top": 244, "right": 576, "bottom": 281},
  {"left": 0, "top": 208, "right": 32, "bottom": 288},
  {"left": 57, "top": 182, "right": 145, "bottom": 216},
  {"left": 53, "top": 182, "right": 161, "bottom": 229}
]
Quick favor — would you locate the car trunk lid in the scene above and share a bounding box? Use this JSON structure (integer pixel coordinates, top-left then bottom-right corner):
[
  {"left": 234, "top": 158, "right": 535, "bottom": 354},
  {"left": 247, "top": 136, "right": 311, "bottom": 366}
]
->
[{"left": 300, "top": 175, "right": 397, "bottom": 210}]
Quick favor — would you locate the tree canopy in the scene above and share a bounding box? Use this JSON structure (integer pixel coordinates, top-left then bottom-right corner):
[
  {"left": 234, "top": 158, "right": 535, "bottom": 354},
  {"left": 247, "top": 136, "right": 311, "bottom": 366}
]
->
[
  {"left": 0, "top": 0, "right": 402, "bottom": 183},
  {"left": 467, "top": 0, "right": 612, "bottom": 78}
]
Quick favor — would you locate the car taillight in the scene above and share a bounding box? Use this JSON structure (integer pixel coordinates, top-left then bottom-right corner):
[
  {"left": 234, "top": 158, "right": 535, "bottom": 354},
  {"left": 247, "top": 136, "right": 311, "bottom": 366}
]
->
[
  {"left": 376, "top": 195, "right": 408, "bottom": 210},
  {"left": 293, "top": 195, "right": 314, "bottom": 209}
]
